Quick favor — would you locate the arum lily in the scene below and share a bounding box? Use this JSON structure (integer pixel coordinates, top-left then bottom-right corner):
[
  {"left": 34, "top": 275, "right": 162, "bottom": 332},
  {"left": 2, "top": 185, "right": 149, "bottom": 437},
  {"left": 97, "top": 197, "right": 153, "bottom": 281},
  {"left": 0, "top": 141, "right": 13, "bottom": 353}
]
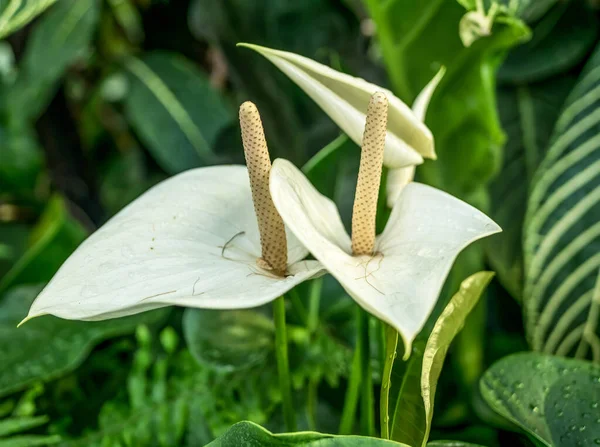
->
[
  {"left": 386, "top": 67, "right": 445, "bottom": 207},
  {"left": 269, "top": 92, "right": 501, "bottom": 355},
  {"left": 21, "top": 102, "right": 323, "bottom": 324},
  {"left": 239, "top": 43, "right": 434, "bottom": 169},
  {"left": 238, "top": 43, "right": 445, "bottom": 209}
]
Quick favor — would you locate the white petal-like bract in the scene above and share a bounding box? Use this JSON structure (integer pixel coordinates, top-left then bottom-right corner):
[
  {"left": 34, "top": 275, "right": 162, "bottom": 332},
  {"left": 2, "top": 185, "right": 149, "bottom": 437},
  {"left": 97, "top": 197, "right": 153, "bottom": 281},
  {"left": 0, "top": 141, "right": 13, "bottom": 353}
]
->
[
  {"left": 270, "top": 159, "right": 500, "bottom": 354},
  {"left": 240, "top": 43, "right": 434, "bottom": 168},
  {"left": 24, "top": 165, "right": 322, "bottom": 322}
]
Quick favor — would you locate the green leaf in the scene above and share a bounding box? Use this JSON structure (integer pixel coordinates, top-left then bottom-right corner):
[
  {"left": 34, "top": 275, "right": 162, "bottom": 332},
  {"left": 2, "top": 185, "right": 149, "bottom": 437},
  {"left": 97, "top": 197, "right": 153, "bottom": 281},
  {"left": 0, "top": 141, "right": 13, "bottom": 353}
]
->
[
  {"left": 488, "top": 76, "right": 575, "bottom": 299},
  {"left": 523, "top": 42, "right": 600, "bottom": 358},
  {"left": 0, "top": 416, "right": 48, "bottom": 437},
  {"left": 0, "top": 0, "right": 56, "bottom": 39},
  {"left": 498, "top": 0, "right": 599, "bottom": 84},
  {"left": 207, "top": 421, "right": 410, "bottom": 446},
  {"left": 0, "top": 196, "right": 87, "bottom": 295},
  {"left": 365, "top": 0, "right": 529, "bottom": 199},
  {"left": 0, "top": 435, "right": 61, "bottom": 447},
  {"left": 182, "top": 308, "right": 274, "bottom": 372},
  {"left": 480, "top": 352, "right": 600, "bottom": 446},
  {"left": 0, "top": 285, "right": 168, "bottom": 398},
  {"left": 0, "top": 119, "right": 43, "bottom": 196},
  {"left": 391, "top": 272, "right": 495, "bottom": 447},
  {"left": 123, "top": 52, "right": 234, "bottom": 174},
  {"left": 427, "top": 442, "right": 486, "bottom": 447},
  {"left": 8, "top": 0, "right": 100, "bottom": 119}
]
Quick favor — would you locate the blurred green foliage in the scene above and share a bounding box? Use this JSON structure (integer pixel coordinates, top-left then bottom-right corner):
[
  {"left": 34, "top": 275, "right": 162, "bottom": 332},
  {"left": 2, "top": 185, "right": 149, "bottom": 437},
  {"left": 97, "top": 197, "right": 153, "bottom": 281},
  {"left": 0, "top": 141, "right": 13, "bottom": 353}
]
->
[{"left": 0, "top": 0, "right": 599, "bottom": 445}]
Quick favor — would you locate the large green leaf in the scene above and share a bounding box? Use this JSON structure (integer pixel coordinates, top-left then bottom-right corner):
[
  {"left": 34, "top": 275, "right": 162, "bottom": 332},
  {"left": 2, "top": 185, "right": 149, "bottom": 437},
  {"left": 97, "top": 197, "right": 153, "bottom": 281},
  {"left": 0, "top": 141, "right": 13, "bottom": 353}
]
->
[
  {"left": 0, "top": 285, "right": 168, "bottom": 398},
  {"left": 123, "top": 52, "right": 234, "bottom": 174},
  {"left": 427, "top": 442, "right": 486, "bottom": 447},
  {"left": 391, "top": 272, "right": 495, "bottom": 447},
  {"left": 207, "top": 421, "right": 409, "bottom": 446},
  {"left": 365, "top": 0, "right": 529, "bottom": 200},
  {"left": 488, "top": 76, "right": 575, "bottom": 299},
  {"left": 480, "top": 352, "right": 600, "bottom": 446},
  {"left": 0, "top": 197, "right": 86, "bottom": 294},
  {"left": 0, "top": 0, "right": 56, "bottom": 39},
  {"left": 498, "top": 0, "right": 599, "bottom": 84},
  {"left": 7, "top": 0, "right": 100, "bottom": 119},
  {"left": 182, "top": 308, "right": 274, "bottom": 372},
  {"left": 523, "top": 42, "right": 600, "bottom": 358}
]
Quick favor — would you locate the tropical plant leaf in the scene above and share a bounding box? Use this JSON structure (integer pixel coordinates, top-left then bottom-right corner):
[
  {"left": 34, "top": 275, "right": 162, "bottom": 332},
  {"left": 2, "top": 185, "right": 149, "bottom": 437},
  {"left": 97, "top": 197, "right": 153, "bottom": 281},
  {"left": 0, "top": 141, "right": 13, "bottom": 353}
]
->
[
  {"left": 7, "top": 0, "right": 101, "bottom": 119},
  {"left": 0, "top": 285, "right": 168, "bottom": 398},
  {"left": 182, "top": 308, "right": 274, "bottom": 372},
  {"left": 0, "top": 197, "right": 87, "bottom": 295},
  {"left": 391, "top": 272, "right": 495, "bottom": 447},
  {"left": 427, "top": 442, "right": 486, "bottom": 447},
  {"left": 480, "top": 352, "right": 600, "bottom": 446},
  {"left": 523, "top": 42, "right": 600, "bottom": 359},
  {"left": 365, "top": 0, "right": 529, "bottom": 200},
  {"left": 498, "top": 0, "right": 599, "bottom": 84},
  {"left": 488, "top": 76, "right": 575, "bottom": 299},
  {"left": 0, "top": 0, "right": 56, "bottom": 39},
  {"left": 207, "top": 421, "right": 410, "bottom": 446},
  {"left": 123, "top": 52, "right": 234, "bottom": 174}
]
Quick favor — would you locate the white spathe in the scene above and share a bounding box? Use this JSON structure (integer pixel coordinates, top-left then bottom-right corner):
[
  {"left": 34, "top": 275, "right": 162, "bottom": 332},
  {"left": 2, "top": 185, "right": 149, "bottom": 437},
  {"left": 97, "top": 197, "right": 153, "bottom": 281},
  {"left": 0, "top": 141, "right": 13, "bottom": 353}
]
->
[
  {"left": 270, "top": 159, "right": 501, "bottom": 355},
  {"left": 386, "top": 67, "right": 446, "bottom": 208},
  {"left": 239, "top": 43, "right": 433, "bottom": 169},
  {"left": 23, "top": 165, "right": 323, "bottom": 323}
]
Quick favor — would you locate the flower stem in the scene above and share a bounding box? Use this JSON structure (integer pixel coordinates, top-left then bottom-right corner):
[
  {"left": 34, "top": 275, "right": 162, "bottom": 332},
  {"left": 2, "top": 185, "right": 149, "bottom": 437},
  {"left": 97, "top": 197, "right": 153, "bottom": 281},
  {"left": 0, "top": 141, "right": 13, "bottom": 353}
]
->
[
  {"left": 359, "top": 310, "right": 375, "bottom": 436},
  {"left": 339, "top": 307, "right": 363, "bottom": 434},
  {"left": 307, "top": 277, "right": 323, "bottom": 334},
  {"left": 380, "top": 323, "right": 398, "bottom": 439},
  {"left": 273, "top": 296, "right": 296, "bottom": 432}
]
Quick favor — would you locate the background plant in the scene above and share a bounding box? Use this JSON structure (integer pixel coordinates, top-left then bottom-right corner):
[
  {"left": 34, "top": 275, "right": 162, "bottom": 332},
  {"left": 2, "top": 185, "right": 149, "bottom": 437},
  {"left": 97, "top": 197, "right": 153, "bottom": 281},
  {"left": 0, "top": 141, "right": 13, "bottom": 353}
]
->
[{"left": 0, "top": 0, "right": 598, "bottom": 446}]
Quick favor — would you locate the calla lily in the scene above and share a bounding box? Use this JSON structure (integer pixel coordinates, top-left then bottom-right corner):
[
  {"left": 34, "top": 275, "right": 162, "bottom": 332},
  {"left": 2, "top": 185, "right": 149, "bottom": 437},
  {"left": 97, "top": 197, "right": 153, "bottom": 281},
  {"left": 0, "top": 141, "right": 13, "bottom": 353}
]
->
[
  {"left": 269, "top": 93, "right": 501, "bottom": 355},
  {"left": 239, "top": 43, "right": 434, "bottom": 169},
  {"left": 386, "top": 67, "right": 445, "bottom": 208},
  {"left": 21, "top": 103, "right": 323, "bottom": 324}
]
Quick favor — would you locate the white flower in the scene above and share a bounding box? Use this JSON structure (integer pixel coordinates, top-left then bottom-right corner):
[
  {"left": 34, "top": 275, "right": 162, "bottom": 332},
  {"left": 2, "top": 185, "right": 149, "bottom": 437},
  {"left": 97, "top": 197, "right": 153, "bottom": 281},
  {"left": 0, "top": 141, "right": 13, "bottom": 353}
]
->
[
  {"left": 269, "top": 93, "right": 501, "bottom": 355},
  {"left": 386, "top": 67, "right": 445, "bottom": 208},
  {"left": 239, "top": 43, "right": 434, "bottom": 169},
  {"left": 21, "top": 103, "right": 323, "bottom": 324}
]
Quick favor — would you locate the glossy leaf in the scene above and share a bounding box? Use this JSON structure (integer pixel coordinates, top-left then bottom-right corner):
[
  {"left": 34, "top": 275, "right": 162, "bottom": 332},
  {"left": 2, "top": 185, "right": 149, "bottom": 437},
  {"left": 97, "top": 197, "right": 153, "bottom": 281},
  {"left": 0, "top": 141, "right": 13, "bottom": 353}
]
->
[
  {"left": 207, "top": 421, "right": 410, "bottom": 446},
  {"left": 391, "top": 272, "right": 494, "bottom": 446},
  {"left": 498, "top": 0, "right": 599, "bottom": 84},
  {"left": 0, "top": 0, "right": 56, "bottom": 39},
  {"left": 8, "top": 0, "right": 100, "bottom": 119},
  {"left": 523, "top": 42, "right": 600, "bottom": 358},
  {"left": 480, "top": 352, "right": 600, "bottom": 446},
  {"left": 182, "top": 308, "right": 274, "bottom": 372},
  {"left": 0, "top": 285, "right": 168, "bottom": 398},
  {"left": 123, "top": 52, "right": 234, "bottom": 174},
  {"left": 0, "top": 197, "right": 87, "bottom": 295},
  {"left": 488, "top": 76, "right": 575, "bottom": 299}
]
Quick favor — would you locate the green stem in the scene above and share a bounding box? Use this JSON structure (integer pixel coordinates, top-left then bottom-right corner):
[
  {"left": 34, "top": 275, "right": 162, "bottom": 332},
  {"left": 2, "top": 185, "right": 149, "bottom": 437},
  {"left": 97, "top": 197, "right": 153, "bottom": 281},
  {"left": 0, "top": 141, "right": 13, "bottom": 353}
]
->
[
  {"left": 380, "top": 324, "right": 398, "bottom": 439},
  {"left": 359, "top": 310, "right": 375, "bottom": 436},
  {"left": 339, "top": 308, "right": 363, "bottom": 434},
  {"left": 307, "top": 376, "right": 318, "bottom": 431},
  {"left": 307, "top": 277, "right": 323, "bottom": 334},
  {"left": 273, "top": 296, "right": 296, "bottom": 432}
]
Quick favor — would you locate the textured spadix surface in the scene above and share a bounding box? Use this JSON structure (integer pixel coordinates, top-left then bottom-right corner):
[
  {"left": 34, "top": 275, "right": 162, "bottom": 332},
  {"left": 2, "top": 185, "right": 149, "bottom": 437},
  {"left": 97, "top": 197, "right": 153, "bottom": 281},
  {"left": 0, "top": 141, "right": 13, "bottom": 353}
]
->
[
  {"left": 270, "top": 159, "right": 501, "bottom": 353},
  {"left": 24, "top": 165, "right": 322, "bottom": 322}
]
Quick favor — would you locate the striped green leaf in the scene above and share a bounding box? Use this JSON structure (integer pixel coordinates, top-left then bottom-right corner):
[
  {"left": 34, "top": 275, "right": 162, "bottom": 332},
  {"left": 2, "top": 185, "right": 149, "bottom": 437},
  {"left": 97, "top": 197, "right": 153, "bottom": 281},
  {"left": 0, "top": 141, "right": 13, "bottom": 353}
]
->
[
  {"left": 123, "top": 52, "right": 234, "bottom": 174},
  {"left": 524, "top": 42, "right": 600, "bottom": 360},
  {"left": 488, "top": 77, "right": 575, "bottom": 299},
  {"left": 0, "top": 0, "right": 56, "bottom": 39}
]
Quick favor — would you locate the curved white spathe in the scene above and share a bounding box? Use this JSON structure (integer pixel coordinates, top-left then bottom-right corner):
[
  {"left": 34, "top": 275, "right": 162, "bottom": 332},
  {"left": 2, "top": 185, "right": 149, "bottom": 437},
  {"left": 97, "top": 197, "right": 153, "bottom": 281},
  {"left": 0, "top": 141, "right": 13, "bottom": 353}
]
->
[
  {"left": 23, "top": 165, "right": 323, "bottom": 323},
  {"left": 270, "top": 159, "right": 500, "bottom": 356},
  {"left": 387, "top": 67, "right": 446, "bottom": 207},
  {"left": 239, "top": 43, "right": 434, "bottom": 169}
]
